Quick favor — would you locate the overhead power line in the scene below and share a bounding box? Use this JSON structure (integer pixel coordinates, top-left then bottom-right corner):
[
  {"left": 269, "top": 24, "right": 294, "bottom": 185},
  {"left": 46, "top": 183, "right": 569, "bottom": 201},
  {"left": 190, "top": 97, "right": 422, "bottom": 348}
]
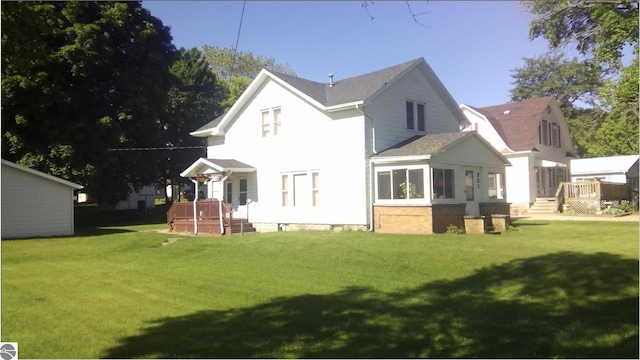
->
[{"left": 106, "top": 146, "right": 206, "bottom": 151}]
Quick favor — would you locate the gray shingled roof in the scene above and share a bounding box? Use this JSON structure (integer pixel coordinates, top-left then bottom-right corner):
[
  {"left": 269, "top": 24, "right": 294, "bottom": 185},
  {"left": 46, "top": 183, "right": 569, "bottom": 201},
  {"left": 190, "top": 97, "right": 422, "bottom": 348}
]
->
[
  {"left": 193, "top": 58, "right": 435, "bottom": 134},
  {"left": 205, "top": 158, "right": 254, "bottom": 170},
  {"left": 193, "top": 114, "right": 225, "bottom": 134},
  {"left": 271, "top": 58, "right": 422, "bottom": 107},
  {"left": 474, "top": 97, "right": 554, "bottom": 152},
  {"left": 372, "top": 132, "right": 474, "bottom": 158}
]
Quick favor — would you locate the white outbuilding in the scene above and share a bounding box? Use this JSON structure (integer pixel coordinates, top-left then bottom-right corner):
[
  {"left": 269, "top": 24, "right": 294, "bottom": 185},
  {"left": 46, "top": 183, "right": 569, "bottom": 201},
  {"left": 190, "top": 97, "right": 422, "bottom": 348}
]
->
[{"left": 1, "top": 159, "right": 83, "bottom": 239}]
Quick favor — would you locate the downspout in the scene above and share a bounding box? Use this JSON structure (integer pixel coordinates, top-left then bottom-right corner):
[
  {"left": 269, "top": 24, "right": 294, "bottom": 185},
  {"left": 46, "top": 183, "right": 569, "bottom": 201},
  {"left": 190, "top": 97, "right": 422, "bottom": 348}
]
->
[{"left": 355, "top": 103, "right": 377, "bottom": 232}]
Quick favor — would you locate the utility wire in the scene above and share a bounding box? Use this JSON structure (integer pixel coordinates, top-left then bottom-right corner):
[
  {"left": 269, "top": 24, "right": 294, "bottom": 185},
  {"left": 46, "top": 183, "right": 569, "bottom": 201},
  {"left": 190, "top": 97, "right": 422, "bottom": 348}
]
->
[{"left": 231, "top": 0, "right": 247, "bottom": 73}]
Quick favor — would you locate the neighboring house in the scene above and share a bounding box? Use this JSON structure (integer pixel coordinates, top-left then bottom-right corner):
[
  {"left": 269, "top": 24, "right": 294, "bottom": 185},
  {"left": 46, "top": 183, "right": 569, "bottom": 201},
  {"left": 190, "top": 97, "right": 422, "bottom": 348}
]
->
[
  {"left": 571, "top": 155, "right": 639, "bottom": 189},
  {"left": 460, "top": 97, "right": 576, "bottom": 214},
  {"left": 180, "top": 58, "right": 510, "bottom": 234},
  {"left": 1, "top": 159, "right": 83, "bottom": 239},
  {"left": 115, "top": 185, "right": 156, "bottom": 211}
]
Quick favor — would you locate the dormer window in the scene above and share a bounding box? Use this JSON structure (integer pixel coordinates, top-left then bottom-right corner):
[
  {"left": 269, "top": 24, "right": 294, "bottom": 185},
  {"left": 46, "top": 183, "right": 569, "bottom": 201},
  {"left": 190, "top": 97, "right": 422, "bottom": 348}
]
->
[{"left": 406, "top": 100, "right": 426, "bottom": 132}]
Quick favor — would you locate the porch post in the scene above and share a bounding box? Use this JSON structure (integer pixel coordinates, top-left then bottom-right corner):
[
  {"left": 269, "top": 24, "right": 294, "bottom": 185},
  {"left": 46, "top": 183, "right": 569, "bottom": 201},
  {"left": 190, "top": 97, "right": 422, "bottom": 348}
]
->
[{"left": 191, "top": 177, "right": 199, "bottom": 235}]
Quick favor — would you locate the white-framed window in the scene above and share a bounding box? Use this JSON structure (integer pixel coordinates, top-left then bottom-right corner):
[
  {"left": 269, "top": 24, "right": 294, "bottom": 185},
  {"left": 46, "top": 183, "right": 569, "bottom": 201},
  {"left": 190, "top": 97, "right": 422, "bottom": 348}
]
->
[
  {"left": 281, "top": 170, "right": 319, "bottom": 207},
  {"left": 273, "top": 108, "right": 282, "bottom": 136},
  {"left": 261, "top": 110, "right": 270, "bottom": 137},
  {"left": 261, "top": 107, "right": 282, "bottom": 137},
  {"left": 406, "top": 100, "right": 426, "bottom": 132},
  {"left": 432, "top": 168, "right": 455, "bottom": 199},
  {"left": 281, "top": 174, "right": 288, "bottom": 206},
  {"left": 312, "top": 172, "right": 319, "bottom": 206},
  {"left": 488, "top": 172, "right": 506, "bottom": 200},
  {"left": 376, "top": 168, "right": 425, "bottom": 200}
]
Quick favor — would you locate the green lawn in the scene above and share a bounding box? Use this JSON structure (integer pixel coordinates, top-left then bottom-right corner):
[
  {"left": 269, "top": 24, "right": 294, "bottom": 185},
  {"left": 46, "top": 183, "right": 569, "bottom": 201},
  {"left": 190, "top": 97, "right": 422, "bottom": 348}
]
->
[{"left": 2, "top": 211, "right": 638, "bottom": 358}]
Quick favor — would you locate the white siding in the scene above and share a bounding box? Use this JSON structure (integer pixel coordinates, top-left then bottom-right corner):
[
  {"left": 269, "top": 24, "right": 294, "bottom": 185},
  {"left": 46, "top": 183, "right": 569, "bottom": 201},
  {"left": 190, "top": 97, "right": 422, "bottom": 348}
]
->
[
  {"left": 504, "top": 155, "right": 535, "bottom": 204},
  {"left": 367, "top": 67, "right": 462, "bottom": 152},
  {"left": 207, "top": 79, "right": 369, "bottom": 225},
  {"left": 460, "top": 107, "right": 510, "bottom": 152},
  {"left": 1, "top": 164, "right": 76, "bottom": 238}
]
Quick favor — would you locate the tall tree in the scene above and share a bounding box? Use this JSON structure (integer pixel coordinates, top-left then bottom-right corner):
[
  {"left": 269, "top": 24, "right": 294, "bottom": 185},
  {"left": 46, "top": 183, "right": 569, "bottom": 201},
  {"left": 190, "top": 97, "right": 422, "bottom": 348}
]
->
[
  {"left": 520, "top": 0, "right": 639, "bottom": 157},
  {"left": 160, "top": 47, "right": 223, "bottom": 201},
  {"left": 525, "top": 0, "right": 638, "bottom": 68},
  {"left": 201, "top": 46, "right": 295, "bottom": 112},
  {"left": 510, "top": 54, "right": 603, "bottom": 113},
  {"left": 592, "top": 55, "right": 639, "bottom": 156},
  {"left": 2, "top": 2, "right": 176, "bottom": 205}
]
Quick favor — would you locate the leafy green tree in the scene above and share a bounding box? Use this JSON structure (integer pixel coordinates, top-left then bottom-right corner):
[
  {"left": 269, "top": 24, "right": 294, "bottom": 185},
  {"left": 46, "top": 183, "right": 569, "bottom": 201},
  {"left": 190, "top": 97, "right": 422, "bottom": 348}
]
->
[
  {"left": 201, "top": 46, "right": 295, "bottom": 112},
  {"left": 519, "top": 0, "right": 638, "bottom": 157},
  {"left": 160, "top": 47, "right": 223, "bottom": 201},
  {"left": 1, "top": 2, "right": 175, "bottom": 205},
  {"left": 510, "top": 54, "right": 603, "bottom": 113},
  {"left": 526, "top": 0, "right": 638, "bottom": 68},
  {"left": 591, "top": 55, "right": 639, "bottom": 156}
]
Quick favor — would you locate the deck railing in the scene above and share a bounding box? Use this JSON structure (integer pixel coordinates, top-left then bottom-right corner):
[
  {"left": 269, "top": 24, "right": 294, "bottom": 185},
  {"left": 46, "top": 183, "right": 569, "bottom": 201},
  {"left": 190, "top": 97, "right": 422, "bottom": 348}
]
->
[
  {"left": 167, "top": 200, "right": 232, "bottom": 233},
  {"left": 562, "top": 181, "right": 631, "bottom": 201}
]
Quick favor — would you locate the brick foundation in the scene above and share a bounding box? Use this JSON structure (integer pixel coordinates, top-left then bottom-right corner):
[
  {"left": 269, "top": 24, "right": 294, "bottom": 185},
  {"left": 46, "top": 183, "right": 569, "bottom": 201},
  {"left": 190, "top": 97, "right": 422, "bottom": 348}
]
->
[
  {"left": 373, "top": 204, "right": 466, "bottom": 234},
  {"left": 463, "top": 216, "right": 485, "bottom": 234}
]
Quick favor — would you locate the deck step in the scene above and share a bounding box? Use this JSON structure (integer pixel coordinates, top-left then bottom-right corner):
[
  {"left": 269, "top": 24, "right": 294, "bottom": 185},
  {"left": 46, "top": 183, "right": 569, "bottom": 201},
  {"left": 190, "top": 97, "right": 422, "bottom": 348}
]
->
[
  {"left": 230, "top": 219, "right": 256, "bottom": 234},
  {"left": 529, "top": 197, "right": 558, "bottom": 214}
]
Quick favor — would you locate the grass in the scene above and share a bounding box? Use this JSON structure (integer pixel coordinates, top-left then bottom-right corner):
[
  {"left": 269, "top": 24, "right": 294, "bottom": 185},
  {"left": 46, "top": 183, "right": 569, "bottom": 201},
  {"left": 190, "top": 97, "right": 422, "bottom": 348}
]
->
[{"left": 1, "top": 208, "right": 638, "bottom": 358}]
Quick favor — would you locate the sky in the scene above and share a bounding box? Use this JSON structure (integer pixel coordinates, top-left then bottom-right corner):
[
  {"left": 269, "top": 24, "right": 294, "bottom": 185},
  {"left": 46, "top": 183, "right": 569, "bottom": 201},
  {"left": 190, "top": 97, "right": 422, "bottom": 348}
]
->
[{"left": 142, "top": 1, "right": 553, "bottom": 108}]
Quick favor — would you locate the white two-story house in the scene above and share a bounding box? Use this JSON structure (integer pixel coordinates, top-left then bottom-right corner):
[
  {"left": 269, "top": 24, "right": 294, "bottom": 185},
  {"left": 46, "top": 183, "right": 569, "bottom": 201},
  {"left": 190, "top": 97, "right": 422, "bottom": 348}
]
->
[
  {"left": 460, "top": 97, "right": 576, "bottom": 214},
  {"left": 180, "top": 58, "right": 510, "bottom": 234}
]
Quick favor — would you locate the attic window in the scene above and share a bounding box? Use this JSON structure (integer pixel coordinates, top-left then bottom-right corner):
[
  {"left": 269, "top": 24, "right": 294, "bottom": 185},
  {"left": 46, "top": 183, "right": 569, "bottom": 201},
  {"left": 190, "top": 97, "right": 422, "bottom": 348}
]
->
[{"left": 546, "top": 105, "right": 551, "bottom": 114}]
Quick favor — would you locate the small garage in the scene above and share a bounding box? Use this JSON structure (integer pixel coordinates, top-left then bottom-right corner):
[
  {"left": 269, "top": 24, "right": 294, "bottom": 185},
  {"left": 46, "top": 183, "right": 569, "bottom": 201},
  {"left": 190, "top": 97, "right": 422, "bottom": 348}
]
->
[{"left": 1, "top": 159, "right": 83, "bottom": 239}]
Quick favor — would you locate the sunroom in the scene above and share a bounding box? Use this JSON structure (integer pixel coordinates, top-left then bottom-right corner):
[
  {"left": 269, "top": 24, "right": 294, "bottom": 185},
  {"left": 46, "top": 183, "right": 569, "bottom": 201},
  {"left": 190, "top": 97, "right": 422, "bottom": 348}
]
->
[{"left": 370, "top": 132, "right": 511, "bottom": 234}]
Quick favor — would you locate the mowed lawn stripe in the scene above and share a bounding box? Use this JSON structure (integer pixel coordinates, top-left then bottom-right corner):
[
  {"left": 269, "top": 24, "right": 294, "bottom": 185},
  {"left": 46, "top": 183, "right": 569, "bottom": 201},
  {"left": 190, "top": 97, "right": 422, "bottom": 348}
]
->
[{"left": 2, "top": 220, "right": 638, "bottom": 358}]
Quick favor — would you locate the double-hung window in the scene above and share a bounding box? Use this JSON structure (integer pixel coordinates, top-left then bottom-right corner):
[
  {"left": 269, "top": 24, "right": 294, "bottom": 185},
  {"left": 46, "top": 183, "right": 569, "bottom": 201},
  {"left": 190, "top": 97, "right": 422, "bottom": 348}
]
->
[
  {"left": 406, "top": 101, "right": 426, "bottom": 132},
  {"left": 261, "top": 107, "right": 282, "bottom": 137},
  {"left": 540, "top": 120, "right": 549, "bottom": 146},
  {"left": 551, "top": 123, "right": 559, "bottom": 148}
]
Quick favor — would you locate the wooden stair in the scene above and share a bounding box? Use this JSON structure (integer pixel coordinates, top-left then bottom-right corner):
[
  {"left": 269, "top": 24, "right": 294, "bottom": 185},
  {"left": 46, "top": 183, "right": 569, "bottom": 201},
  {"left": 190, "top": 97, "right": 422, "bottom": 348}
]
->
[
  {"left": 230, "top": 219, "right": 256, "bottom": 234},
  {"left": 529, "top": 197, "right": 558, "bottom": 214}
]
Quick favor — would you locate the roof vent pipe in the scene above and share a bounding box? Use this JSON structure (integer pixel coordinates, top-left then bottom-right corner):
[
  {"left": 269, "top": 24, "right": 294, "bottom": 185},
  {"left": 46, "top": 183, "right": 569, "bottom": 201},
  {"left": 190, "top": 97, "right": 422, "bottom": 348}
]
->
[{"left": 328, "top": 74, "right": 334, "bottom": 87}]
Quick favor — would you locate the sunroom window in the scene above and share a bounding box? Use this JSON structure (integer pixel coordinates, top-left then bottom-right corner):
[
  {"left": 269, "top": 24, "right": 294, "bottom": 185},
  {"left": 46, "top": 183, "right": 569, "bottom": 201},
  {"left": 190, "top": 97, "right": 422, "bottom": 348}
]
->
[
  {"left": 377, "top": 168, "right": 425, "bottom": 200},
  {"left": 432, "top": 168, "right": 454, "bottom": 199}
]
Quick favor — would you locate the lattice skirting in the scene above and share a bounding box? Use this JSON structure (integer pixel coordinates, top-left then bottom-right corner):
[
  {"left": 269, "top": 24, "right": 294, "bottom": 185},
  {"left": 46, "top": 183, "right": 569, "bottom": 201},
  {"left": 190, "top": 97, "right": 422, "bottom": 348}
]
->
[{"left": 565, "top": 199, "right": 631, "bottom": 214}]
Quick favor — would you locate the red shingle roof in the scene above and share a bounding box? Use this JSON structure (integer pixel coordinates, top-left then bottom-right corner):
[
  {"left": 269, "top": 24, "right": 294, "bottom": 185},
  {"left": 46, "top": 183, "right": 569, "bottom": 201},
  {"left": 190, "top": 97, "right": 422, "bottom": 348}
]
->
[{"left": 475, "top": 97, "right": 554, "bottom": 152}]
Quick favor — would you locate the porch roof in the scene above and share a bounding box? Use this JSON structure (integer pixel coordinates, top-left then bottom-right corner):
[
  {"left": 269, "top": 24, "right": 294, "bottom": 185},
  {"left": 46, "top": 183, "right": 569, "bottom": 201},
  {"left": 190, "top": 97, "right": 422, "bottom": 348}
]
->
[
  {"left": 180, "top": 158, "right": 255, "bottom": 178},
  {"left": 371, "top": 132, "right": 472, "bottom": 160}
]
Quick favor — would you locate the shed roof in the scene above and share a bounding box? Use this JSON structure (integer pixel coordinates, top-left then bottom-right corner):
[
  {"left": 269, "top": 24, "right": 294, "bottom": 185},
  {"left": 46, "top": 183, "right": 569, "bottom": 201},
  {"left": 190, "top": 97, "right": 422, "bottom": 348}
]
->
[
  {"left": 1, "top": 159, "right": 83, "bottom": 189},
  {"left": 571, "top": 155, "right": 639, "bottom": 175}
]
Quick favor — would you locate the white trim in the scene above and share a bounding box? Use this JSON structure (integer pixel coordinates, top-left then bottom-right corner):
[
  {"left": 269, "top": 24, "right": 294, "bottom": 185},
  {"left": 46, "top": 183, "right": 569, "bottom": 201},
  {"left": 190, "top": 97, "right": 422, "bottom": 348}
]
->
[{"left": 370, "top": 155, "right": 431, "bottom": 164}]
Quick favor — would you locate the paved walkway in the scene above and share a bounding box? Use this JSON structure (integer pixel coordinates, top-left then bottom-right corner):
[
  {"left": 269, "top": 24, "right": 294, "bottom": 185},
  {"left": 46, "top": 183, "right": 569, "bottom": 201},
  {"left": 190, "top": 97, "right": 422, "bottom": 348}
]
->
[{"left": 512, "top": 213, "right": 639, "bottom": 222}]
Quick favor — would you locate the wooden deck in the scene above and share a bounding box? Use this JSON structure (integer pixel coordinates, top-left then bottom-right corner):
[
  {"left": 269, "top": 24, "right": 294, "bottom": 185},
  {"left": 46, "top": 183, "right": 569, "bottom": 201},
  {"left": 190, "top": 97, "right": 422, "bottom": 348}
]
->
[{"left": 167, "top": 200, "right": 232, "bottom": 235}]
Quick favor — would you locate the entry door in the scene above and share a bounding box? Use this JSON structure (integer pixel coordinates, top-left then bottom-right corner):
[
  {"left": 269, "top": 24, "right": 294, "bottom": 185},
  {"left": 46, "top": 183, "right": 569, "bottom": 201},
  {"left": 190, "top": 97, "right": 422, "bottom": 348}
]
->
[
  {"left": 235, "top": 178, "right": 248, "bottom": 218},
  {"left": 464, "top": 168, "right": 480, "bottom": 215}
]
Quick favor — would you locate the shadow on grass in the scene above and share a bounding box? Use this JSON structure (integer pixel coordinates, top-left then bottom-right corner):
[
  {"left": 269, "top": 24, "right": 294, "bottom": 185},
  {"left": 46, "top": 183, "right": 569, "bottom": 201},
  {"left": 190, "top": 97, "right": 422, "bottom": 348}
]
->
[
  {"left": 74, "top": 203, "right": 170, "bottom": 236},
  {"left": 104, "top": 252, "right": 639, "bottom": 359}
]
